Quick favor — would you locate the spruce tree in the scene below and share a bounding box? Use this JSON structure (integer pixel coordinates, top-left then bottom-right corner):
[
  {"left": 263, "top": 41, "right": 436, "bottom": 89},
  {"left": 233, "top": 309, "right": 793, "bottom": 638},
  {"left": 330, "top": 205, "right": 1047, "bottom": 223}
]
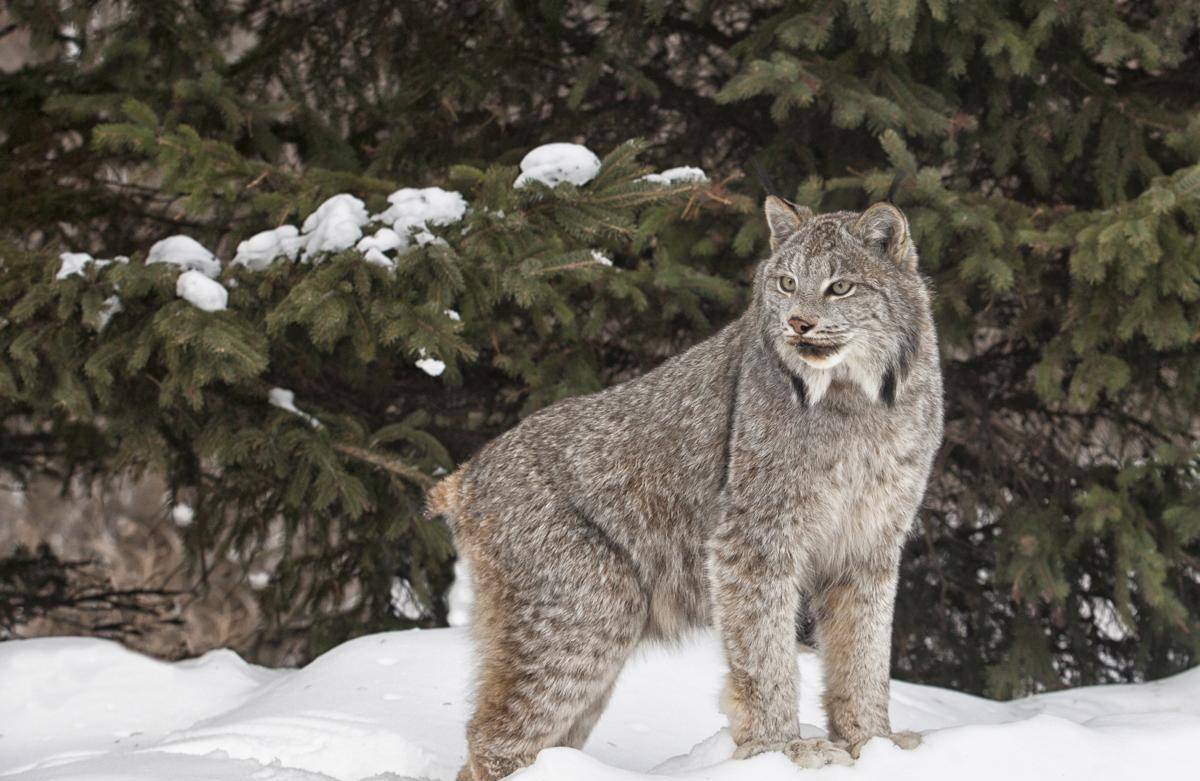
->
[{"left": 2, "top": 1, "right": 1198, "bottom": 695}]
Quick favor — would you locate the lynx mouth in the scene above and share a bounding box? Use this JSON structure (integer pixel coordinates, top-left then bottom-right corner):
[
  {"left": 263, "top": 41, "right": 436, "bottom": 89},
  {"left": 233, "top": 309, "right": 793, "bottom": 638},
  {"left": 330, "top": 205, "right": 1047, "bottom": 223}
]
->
[
  {"left": 785, "top": 337, "right": 847, "bottom": 368},
  {"left": 786, "top": 338, "right": 844, "bottom": 359}
]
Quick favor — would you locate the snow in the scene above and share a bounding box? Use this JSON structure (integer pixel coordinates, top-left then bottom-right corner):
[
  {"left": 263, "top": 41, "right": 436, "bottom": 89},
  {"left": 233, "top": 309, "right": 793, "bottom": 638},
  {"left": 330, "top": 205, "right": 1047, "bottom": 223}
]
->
[
  {"left": 142, "top": 188, "right": 461, "bottom": 276},
  {"left": 591, "top": 249, "right": 614, "bottom": 267},
  {"left": 170, "top": 503, "right": 194, "bottom": 527},
  {"left": 174, "top": 269, "right": 228, "bottom": 312},
  {"left": 355, "top": 227, "right": 405, "bottom": 270},
  {"left": 233, "top": 225, "right": 302, "bottom": 270},
  {"left": 390, "top": 579, "right": 423, "bottom": 620},
  {"left": 416, "top": 350, "right": 446, "bottom": 377},
  {"left": 175, "top": 270, "right": 228, "bottom": 312},
  {"left": 96, "top": 295, "right": 122, "bottom": 330},
  {"left": 514, "top": 143, "right": 602, "bottom": 188},
  {"left": 298, "top": 194, "right": 370, "bottom": 259},
  {"left": 56, "top": 252, "right": 96, "bottom": 280},
  {"left": 446, "top": 559, "right": 473, "bottom": 628},
  {"left": 360, "top": 247, "right": 393, "bottom": 269},
  {"left": 146, "top": 236, "right": 221, "bottom": 278},
  {"left": 55, "top": 253, "right": 126, "bottom": 327},
  {"left": 268, "top": 387, "right": 320, "bottom": 428},
  {"left": 0, "top": 637, "right": 279, "bottom": 777},
  {"left": 373, "top": 188, "right": 467, "bottom": 236},
  {"left": 57, "top": 252, "right": 128, "bottom": 280},
  {"left": 2, "top": 629, "right": 1198, "bottom": 781},
  {"left": 444, "top": 309, "right": 461, "bottom": 322},
  {"left": 414, "top": 230, "right": 446, "bottom": 248},
  {"left": 642, "top": 166, "right": 708, "bottom": 185}
]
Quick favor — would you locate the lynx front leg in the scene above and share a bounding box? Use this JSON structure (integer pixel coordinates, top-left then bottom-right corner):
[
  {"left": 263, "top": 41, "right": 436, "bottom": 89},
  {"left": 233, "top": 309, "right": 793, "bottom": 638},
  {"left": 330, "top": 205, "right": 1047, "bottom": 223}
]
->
[
  {"left": 711, "top": 507, "right": 853, "bottom": 768},
  {"left": 815, "top": 549, "right": 919, "bottom": 757}
]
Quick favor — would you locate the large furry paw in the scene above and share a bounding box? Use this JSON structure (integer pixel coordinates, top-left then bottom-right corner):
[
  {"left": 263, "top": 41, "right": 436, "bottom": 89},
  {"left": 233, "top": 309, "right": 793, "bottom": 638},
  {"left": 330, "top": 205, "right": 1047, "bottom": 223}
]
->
[
  {"left": 734, "top": 737, "right": 854, "bottom": 768},
  {"left": 845, "top": 730, "right": 922, "bottom": 759}
]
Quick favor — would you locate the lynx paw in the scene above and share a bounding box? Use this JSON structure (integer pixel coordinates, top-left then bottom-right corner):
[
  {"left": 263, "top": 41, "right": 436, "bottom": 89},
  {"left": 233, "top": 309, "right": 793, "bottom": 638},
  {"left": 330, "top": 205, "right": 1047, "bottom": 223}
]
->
[
  {"left": 734, "top": 737, "right": 854, "bottom": 768},
  {"left": 845, "top": 730, "right": 922, "bottom": 759}
]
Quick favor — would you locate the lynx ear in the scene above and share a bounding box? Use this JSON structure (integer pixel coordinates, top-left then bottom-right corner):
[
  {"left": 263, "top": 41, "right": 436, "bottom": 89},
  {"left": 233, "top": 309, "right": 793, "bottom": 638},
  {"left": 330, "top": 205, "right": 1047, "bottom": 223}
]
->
[
  {"left": 764, "top": 196, "right": 812, "bottom": 252},
  {"left": 853, "top": 202, "right": 917, "bottom": 272}
]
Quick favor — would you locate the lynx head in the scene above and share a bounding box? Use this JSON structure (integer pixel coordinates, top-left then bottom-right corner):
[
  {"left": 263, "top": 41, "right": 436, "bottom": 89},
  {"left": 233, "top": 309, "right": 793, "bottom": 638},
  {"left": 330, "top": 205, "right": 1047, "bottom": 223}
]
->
[{"left": 754, "top": 196, "right": 928, "bottom": 406}]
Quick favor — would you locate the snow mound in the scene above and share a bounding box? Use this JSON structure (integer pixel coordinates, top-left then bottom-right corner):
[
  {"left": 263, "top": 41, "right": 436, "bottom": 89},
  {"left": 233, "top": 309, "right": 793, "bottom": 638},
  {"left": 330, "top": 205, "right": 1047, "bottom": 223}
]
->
[
  {"left": 0, "top": 637, "right": 277, "bottom": 777},
  {"left": 3, "top": 628, "right": 1199, "bottom": 781},
  {"left": 233, "top": 225, "right": 302, "bottom": 270},
  {"left": 515, "top": 143, "right": 601, "bottom": 188},
  {"left": 299, "top": 194, "right": 370, "bottom": 259},
  {"left": 146, "top": 236, "right": 221, "bottom": 278},
  {"left": 642, "top": 166, "right": 707, "bottom": 185},
  {"left": 175, "top": 269, "right": 228, "bottom": 312}
]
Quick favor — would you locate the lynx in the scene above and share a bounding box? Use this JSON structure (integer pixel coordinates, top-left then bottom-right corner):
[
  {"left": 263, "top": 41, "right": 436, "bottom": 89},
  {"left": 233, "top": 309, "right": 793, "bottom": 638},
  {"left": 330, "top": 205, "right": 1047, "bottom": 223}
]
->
[{"left": 427, "top": 197, "right": 944, "bottom": 780}]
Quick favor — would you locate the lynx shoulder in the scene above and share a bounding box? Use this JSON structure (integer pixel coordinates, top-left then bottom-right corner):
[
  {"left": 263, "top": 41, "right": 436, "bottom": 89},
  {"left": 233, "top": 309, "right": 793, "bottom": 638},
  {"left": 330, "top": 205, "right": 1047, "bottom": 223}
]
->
[{"left": 428, "top": 197, "right": 943, "bottom": 781}]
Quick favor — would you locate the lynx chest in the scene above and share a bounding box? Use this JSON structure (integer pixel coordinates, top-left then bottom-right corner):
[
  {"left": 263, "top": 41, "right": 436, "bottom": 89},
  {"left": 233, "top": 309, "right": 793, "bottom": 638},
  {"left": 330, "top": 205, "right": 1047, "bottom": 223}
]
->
[{"left": 729, "top": 386, "right": 936, "bottom": 577}]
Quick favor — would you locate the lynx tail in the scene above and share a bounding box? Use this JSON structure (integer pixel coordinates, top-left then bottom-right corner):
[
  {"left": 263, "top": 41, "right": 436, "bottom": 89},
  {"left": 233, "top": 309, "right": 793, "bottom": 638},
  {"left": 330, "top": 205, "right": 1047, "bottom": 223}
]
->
[{"left": 425, "top": 469, "right": 466, "bottom": 522}]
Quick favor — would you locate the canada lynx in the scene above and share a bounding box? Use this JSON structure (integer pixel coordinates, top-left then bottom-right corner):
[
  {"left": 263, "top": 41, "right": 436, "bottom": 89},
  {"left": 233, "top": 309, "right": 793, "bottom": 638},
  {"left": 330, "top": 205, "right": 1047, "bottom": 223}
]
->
[{"left": 428, "top": 197, "right": 943, "bottom": 780}]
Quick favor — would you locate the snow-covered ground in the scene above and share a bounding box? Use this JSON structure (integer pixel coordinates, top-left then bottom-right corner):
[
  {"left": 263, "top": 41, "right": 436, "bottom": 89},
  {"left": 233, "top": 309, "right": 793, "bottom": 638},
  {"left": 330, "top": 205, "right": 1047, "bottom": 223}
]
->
[{"left": 2, "top": 629, "right": 1197, "bottom": 781}]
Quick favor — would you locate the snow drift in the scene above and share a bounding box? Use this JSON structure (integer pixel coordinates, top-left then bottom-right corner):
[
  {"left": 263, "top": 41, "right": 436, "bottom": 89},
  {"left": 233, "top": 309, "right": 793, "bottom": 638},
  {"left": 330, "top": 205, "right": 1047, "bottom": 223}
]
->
[{"left": 2, "top": 629, "right": 1197, "bottom": 781}]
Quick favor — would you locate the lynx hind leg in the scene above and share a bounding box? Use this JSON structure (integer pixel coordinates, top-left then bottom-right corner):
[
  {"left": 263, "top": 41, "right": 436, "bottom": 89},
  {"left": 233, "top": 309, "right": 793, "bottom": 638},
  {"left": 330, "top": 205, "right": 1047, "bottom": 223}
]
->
[
  {"left": 460, "top": 514, "right": 647, "bottom": 781},
  {"left": 561, "top": 679, "right": 618, "bottom": 750}
]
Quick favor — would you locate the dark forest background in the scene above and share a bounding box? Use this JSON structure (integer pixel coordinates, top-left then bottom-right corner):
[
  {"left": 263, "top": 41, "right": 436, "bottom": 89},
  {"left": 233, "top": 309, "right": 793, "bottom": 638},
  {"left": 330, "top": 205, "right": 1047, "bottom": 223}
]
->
[{"left": 2, "top": 0, "right": 1199, "bottom": 698}]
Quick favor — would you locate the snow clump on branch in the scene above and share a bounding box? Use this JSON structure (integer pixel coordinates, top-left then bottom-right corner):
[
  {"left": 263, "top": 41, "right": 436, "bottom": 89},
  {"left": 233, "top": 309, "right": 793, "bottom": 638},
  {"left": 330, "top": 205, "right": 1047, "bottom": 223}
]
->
[
  {"left": 298, "top": 194, "right": 370, "bottom": 259},
  {"left": 642, "top": 166, "right": 707, "bottom": 185},
  {"left": 56, "top": 251, "right": 127, "bottom": 280},
  {"left": 146, "top": 236, "right": 221, "bottom": 278},
  {"left": 232, "top": 225, "right": 302, "bottom": 270},
  {"left": 268, "top": 387, "right": 321, "bottom": 428},
  {"left": 514, "top": 143, "right": 601, "bottom": 188},
  {"left": 175, "top": 269, "right": 228, "bottom": 312}
]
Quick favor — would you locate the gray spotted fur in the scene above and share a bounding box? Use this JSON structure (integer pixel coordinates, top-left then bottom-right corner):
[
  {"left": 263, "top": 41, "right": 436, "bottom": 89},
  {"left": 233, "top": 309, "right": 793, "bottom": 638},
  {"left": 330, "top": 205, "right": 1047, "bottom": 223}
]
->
[{"left": 428, "top": 198, "right": 944, "bottom": 780}]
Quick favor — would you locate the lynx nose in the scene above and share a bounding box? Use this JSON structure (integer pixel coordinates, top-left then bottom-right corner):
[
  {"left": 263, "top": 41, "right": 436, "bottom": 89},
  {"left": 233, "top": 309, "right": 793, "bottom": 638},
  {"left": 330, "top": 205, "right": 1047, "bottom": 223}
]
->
[{"left": 788, "top": 316, "right": 817, "bottom": 335}]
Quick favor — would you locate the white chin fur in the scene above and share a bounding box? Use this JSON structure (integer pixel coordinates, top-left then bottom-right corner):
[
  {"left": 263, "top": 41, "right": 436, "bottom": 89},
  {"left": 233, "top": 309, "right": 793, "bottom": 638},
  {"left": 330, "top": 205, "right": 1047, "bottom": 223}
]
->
[{"left": 776, "top": 339, "right": 880, "bottom": 405}]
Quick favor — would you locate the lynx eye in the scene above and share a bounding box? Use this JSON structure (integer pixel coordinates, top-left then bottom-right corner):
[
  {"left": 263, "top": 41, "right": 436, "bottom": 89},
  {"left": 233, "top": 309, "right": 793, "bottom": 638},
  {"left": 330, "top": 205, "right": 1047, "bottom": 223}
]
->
[
  {"left": 828, "top": 280, "right": 854, "bottom": 297},
  {"left": 777, "top": 275, "right": 796, "bottom": 294}
]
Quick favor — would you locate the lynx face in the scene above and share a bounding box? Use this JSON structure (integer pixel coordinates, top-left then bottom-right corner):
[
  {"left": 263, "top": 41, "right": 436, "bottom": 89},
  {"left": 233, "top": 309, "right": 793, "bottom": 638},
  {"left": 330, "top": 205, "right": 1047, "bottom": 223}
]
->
[{"left": 758, "top": 198, "right": 926, "bottom": 404}]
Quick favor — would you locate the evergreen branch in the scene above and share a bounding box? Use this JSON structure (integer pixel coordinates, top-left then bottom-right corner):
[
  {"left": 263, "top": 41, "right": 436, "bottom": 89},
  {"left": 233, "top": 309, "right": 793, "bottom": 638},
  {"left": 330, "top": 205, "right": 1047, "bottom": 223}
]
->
[
  {"left": 332, "top": 442, "right": 433, "bottom": 489},
  {"left": 532, "top": 259, "right": 613, "bottom": 276}
]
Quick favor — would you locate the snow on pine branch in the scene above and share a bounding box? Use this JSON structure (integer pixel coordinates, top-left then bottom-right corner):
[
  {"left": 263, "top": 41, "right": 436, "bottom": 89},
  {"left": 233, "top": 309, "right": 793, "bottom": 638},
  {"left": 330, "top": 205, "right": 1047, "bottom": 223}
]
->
[
  {"left": 57, "top": 252, "right": 127, "bottom": 329},
  {"left": 175, "top": 270, "right": 228, "bottom": 312},
  {"left": 232, "top": 225, "right": 302, "bottom": 271},
  {"left": 268, "top": 387, "right": 321, "bottom": 428},
  {"left": 56, "top": 251, "right": 128, "bottom": 280},
  {"left": 642, "top": 166, "right": 708, "bottom": 185},
  {"left": 514, "top": 143, "right": 602, "bottom": 188},
  {"left": 415, "top": 350, "right": 446, "bottom": 378},
  {"left": 54, "top": 141, "right": 706, "bottom": 378},
  {"left": 146, "top": 235, "right": 221, "bottom": 278}
]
